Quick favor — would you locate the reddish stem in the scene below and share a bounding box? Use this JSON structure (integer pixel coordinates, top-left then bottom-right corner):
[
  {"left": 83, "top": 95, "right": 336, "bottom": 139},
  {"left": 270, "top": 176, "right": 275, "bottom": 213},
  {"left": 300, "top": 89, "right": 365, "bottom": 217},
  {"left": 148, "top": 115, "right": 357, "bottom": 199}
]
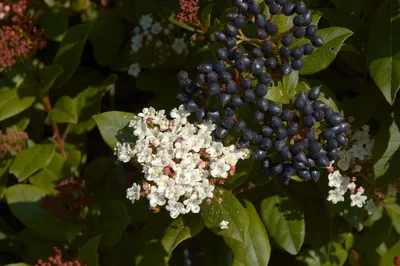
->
[{"left": 193, "top": 16, "right": 208, "bottom": 33}]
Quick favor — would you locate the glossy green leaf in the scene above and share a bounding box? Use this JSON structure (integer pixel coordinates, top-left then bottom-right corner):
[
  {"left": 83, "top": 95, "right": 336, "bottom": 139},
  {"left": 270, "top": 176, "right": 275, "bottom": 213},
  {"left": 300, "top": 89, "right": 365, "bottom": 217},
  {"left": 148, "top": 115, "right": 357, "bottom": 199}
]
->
[
  {"left": 201, "top": 187, "right": 249, "bottom": 243},
  {"left": 200, "top": 3, "right": 215, "bottom": 29},
  {"left": 283, "top": 70, "right": 299, "bottom": 100},
  {"left": 162, "top": 214, "right": 204, "bottom": 255},
  {"left": 71, "top": 74, "right": 118, "bottom": 134},
  {"left": 298, "top": 27, "right": 353, "bottom": 75},
  {"left": 380, "top": 240, "right": 400, "bottom": 266},
  {"left": 265, "top": 81, "right": 291, "bottom": 104},
  {"left": 297, "top": 242, "right": 348, "bottom": 266},
  {"left": 275, "top": 14, "right": 296, "bottom": 34},
  {"left": 226, "top": 200, "right": 271, "bottom": 266},
  {"left": 6, "top": 184, "right": 76, "bottom": 240},
  {"left": 38, "top": 65, "right": 64, "bottom": 93},
  {"left": 10, "top": 144, "right": 55, "bottom": 182},
  {"left": 99, "top": 201, "right": 131, "bottom": 248},
  {"left": 0, "top": 89, "right": 35, "bottom": 122},
  {"left": 53, "top": 24, "right": 90, "bottom": 88},
  {"left": 93, "top": 111, "right": 136, "bottom": 149},
  {"left": 38, "top": 10, "right": 69, "bottom": 41},
  {"left": 261, "top": 191, "right": 305, "bottom": 255},
  {"left": 368, "top": 0, "right": 400, "bottom": 105},
  {"left": 0, "top": 158, "right": 12, "bottom": 200},
  {"left": 384, "top": 194, "right": 400, "bottom": 234},
  {"left": 89, "top": 9, "right": 124, "bottom": 65},
  {"left": 78, "top": 235, "right": 102, "bottom": 266},
  {"left": 224, "top": 157, "right": 254, "bottom": 189},
  {"left": 4, "top": 263, "right": 30, "bottom": 266},
  {"left": 47, "top": 96, "right": 78, "bottom": 124}
]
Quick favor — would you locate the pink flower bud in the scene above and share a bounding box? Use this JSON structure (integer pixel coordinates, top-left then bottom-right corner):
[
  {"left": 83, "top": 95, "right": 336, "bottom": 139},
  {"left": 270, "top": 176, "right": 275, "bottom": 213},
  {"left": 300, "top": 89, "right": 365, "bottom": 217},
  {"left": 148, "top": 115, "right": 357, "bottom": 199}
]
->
[
  {"left": 168, "top": 160, "right": 176, "bottom": 167},
  {"left": 347, "top": 182, "right": 356, "bottom": 190},
  {"left": 357, "top": 186, "right": 365, "bottom": 194},
  {"left": 229, "top": 165, "right": 236, "bottom": 175},
  {"left": 198, "top": 160, "right": 207, "bottom": 168},
  {"left": 327, "top": 166, "right": 334, "bottom": 173},
  {"left": 163, "top": 167, "right": 171, "bottom": 175},
  {"left": 142, "top": 182, "right": 151, "bottom": 190},
  {"left": 151, "top": 139, "right": 160, "bottom": 147}
]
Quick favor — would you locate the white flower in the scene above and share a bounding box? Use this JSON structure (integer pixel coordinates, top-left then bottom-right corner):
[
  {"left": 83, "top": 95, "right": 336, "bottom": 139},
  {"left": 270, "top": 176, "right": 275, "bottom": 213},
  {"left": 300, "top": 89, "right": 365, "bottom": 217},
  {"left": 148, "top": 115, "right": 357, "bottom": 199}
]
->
[
  {"left": 147, "top": 186, "right": 166, "bottom": 207},
  {"left": 126, "top": 183, "right": 141, "bottom": 203},
  {"left": 170, "top": 105, "right": 190, "bottom": 125},
  {"left": 151, "top": 22, "right": 163, "bottom": 34},
  {"left": 347, "top": 182, "right": 356, "bottom": 190},
  {"left": 327, "top": 188, "right": 345, "bottom": 204},
  {"left": 353, "top": 164, "right": 362, "bottom": 173},
  {"left": 128, "top": 63, "right": 141, "bottom": 77},
  {"left": 166, "top": 200, "right": 186, "bottom": 219},
  {"left": 210, "top": 158, "right": 230, "bottom": 178},
  {"left": 350, "top": 192, "right": 367, "bottom": 208},
  {"left": 139, "top": 14, "right": 153, "bottom": 30},
  {"left": 172, "top": 38, "right": 187, "bottom": 55},
  {"left": 328, "top": 171, "right": 342, "bottom": 188},
  {"left": 114, "top": 142, "right": 134, "bottom": 163},
  {"left": 131, "top": 34, "right": 143, "bottom": 52},
  {"left": 219, "top": 220, "right": 229, "bottom": 230}
]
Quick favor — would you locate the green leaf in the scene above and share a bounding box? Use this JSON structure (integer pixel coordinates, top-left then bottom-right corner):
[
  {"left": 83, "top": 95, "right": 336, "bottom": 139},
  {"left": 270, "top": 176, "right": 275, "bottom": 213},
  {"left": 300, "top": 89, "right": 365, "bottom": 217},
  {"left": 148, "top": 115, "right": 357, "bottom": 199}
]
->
[
  {"left": 6, "top": 184, "right": 76, "bottom": 240},
  {"left": 0, "top": 158, "right": 12, "bottom": 200},
  {"left": 99, "top": 200, "right": 131, "bottom": 248},
  {"left": 368, "top": 0, "right": 400, "bottom": 105},
  {"left": 93, "top": 111, "right": 136, "bottom": 149},
  {"left": 384, "top": 194, "right": 400, "bottom": 234},
  {"left": 0, "top": 89, "right": 35, "bottom": 122},
  {"left": 4, "top": 263, "right": 30, "bottom": 266},
  {"left": 29, "top": 153, "right": 71, "bottom": 193},
  {"left": 53, "top": 24, "right": 90, "bottom": 88},
  {"left": 265, "top": 82, "right": 291, "bottom": 104},
  {"left": 10, "top": 144, "right": 55, "bottom": 182},
  {"left": 224, "top": 157, "right": 254, "bottom": 189},
  {"left": 298, "top": 27, "right": 353, "bottom": 75},
  {"left": 261, "top": 188, "right": 305, "bottom": 255},
  {"left": 47, "top": 96, "right": 78, "bottom": 124},
  {"left": 201, "top": 187, "right": 249, "bottom": 243},
  {"left": 275, "top": 14, "right": 296, "bottom": 34},
  {"left": 297, "top": 241, "right": 348, "bottom": 266},
  {"left": 380, "top": 240, "right": 400, "bottom": 266},
  {"left": 283, "top": 70, "right": 299, "bottom": 100},
  {"left": 38, "top": 10, "right": 69, "bottom": 41},
  {"left": 38, "top": 65, "right": 64, "bottom": 93},
  {"left": 78, "top": 235, "right": 102, "bottom": 266},
  {"left": 162, "top": 214, "right": 204, "bottom": 255},
  {"left": 89, "top": 9, "right": 124, "bottom": 65},
  {"left": 168, "top": 13, "right": 195, "bottom": 32},
  {"left": 71, "top": 74, "right": 118, "bottom": 134},
  {"left": 226, "top": 200, "right": 271, "bottom": 266}
]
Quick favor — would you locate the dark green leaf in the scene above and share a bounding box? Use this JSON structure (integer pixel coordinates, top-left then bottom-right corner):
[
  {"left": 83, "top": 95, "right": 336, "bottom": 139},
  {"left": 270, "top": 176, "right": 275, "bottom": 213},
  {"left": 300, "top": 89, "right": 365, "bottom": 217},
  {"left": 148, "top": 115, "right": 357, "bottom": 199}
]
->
[
  {"left": 99, "top": 200, "right": 131, "bottom": 248},
  {"left": 261, "top": 188, "right": 305, "bottom": 255},
  {"left": 0, "top": 89, "right": 35, "bottom": 122},
  {"left": 200, "top": 3, "right": 215, "bottom": 29},
  {"left": 38, "top": 65, "right": 64, "bottom": 93},
  {"left": 226, "top": 200, "right": 271, "bottom": 266},
  {"left": 224, "top": 157, "right": 254, "bottom": 189},
  {"left": 368, "top": 0, "right": 400, "bottom": 105},
  {"left": 78, "top": 235, "right": 102, "bottom": 266},
  {"left": 89, "top": 10, "right": 124, "bottom": 65},
  {"left": 384, "top": 194, "right": 400, "bottom": 234},
  {"left": 168, "top": 13, "right": 195, "bottom": 32},
  {"left": 47, "top": 96, "right": 78, "bottom": 124},
  {"left": 93, "top": 111, "right": 136, "bottom": 149},
  {"left": 297, "top": 241, "right": 348, "bottom": 266},
  {"left": 10, "top": 144, "right": 55, "bottom": 182},
  {"left": 162, "top": 214, "right": 204, "bottom": 255},
  {"left": 38, "top": 10, "right": 69, "bottom": 41},
  {"left": 380, "top": 240, "right": 400, "bottom": 266},
  {"left": 201, "top": 187, "right": 249, "bottom": 243},
  {"left": 53, "top": 24, "right": 90, "bottom": 88}
]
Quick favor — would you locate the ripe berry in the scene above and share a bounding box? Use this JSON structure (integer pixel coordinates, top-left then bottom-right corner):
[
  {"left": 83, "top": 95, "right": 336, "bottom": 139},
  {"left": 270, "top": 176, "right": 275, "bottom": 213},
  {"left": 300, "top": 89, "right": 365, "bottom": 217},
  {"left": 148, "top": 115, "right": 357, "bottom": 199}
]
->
[
  {"left": 303, "top": 115, "right": 316, "bottom": 127},
  {"left": 213, "top": 61, "right": 226, "bottom": 74},
  {"left": 261, "top": 126, "right": 274, "bottom": 137},
  {"left": 261, "top": 40, "right": 273, "bottom": 53},
  {"left": 225, "top": 24, "right": 238, "bottom": 37},
  {"left": 259, "top": 72, "right": 272, "bottom": 85},
  {"left": 294, "top": 91, "right": 307, "bottom": 110},
  {"left": 309, "top": 142, "right": 324, "bottom": 158},
  {"left": 225, "top": 107, "right": 235, "bottom": 117},
  {"left": 331, "top": 122, "right": 349, "bottom": 135},
  {"left": 293, "top": 27, "right": 305, "bottom": 38},
  {"left": 329, "top": 114, "right": 342, "bottom": 126},
  {"left": 235, "top": 120, "right": 246, "bottom": 132},
  {"left": 236, "top": 56, "right": 251, "bottom": 72},
  {"left": 271, "top": 116, "right": 283, "bottom": 127},
  {"left": 214, "top": 32, "right": 227, "bottom": 42},
  {"left": 272, "top": 163, "right": 284, "bottom": 175},
  {"left": 310, "top": 170, "right": 320, "bottom": 182},
  {"left": 240, "top": 77, "right": 252, "bottom": 90},
  {"left": 313, "top": 110, "right": 325, "bottom": 122},
  {"left": 226, "top": 38, "right": 237, "bottom": 48},
  {"left": 265, "top": 57, "right": 278, "bottom": 69},
  {"left": 308, "top": 86, "right": 320, "bottom": 101},
  {"left": 251, "top": 59, "right": 263, "bottom": 76},
  {"left": 269, "top": 104, "right": 282, "bottom": 115},
  {"left": 316, "top": 155, "right": 330, "bottom": 167},
  {"left": 252, "top": 47, "right": 263, "bottom": 58},
  {"left": 336, "top": 133, "right": 348, "bottom": 146},
  {"left": 302, "top": 11, "right": 312, "bottom": 26},
  {"left": 294, "top": 152, "right": 308, "bottom": 164},
  {"left": 292, "top": 59, "right": 304, "bottom": 70},
  {"left": 303, "top": 43, "right": 314, "bottom": 55},
  {"left": 196, "top": 74, "right": 207, "bottom": 86},
  {"left": 222, "top": 116, "right": 235, "bottom": 129},
  {"left": 291, "top": 47, "right": 304, "bottom": 59},
  {"left": 322, "top": 129, "right": 335, "bottom": 140},
  {"left": 232, "top": 95, "right": 244, "bottom": 107},
  {"left": 282, "top": 34, "right": 293, "bottom": 46},
  {"left": 279, "top": 46, "right": 291, "bottom": 59},
  {"left": 393, "top": 256, "right": 400, "bottom": 266},
  {"left": 176, "top": 91, "right": 190, "bottom": 102},
  {"left": 255, "top": 14, "right": 267, "bottom": 28},
  {"left": 207, "top": 111, "right": 221, "bottom": 121},
  {"left": 234, "top": 16, "right": 246, "bottom": 28},
  {"left": 254, "top": 110, "right": 265, "bottom": 122},
  {"left": 243, "top": 89, "right": 256, "bottom": 102},
  {"left": 260, "top": 137, "right": 273, "bottom": 150},
  {"left": 307, "top": 158, "right": 316, "bottom": 168},
  {"left": 185, "top": 100, "right": 200, "bottom": 112},
  {"left": 226, "top": 80, "right": 238, "bottom": 93},
  {"left": 219, "top": 71, "right": 232, "bottom": 82},
  {"left": 327, "top": 149, "right": 340, "bottom": 160},
  {"left": 293, "top": 15, "right": 304, "bottom": 27},
  {"left": 276, "top": 0, "right": 286, "bottom": 5},
  {"left": 216, "top": 126, "right": 229, "bottom": 138},
  {"left": 275, "top": 127, "right": 288, "bottom": 139},
  {"left": 278, "top": 147, "right": 292, "bottom": 161},
  {"left": 252, "top": 133, "right": 263, "bottom": 144},
  {"left": 281, "top": 63, "right": 293, "bottom": 76},
  {"left": 306, "top": 25, "right": 317, "bottom": 37},
  {"left": 282, "top": 2, "right": 295, "bottom": 15},
  {"left": 255, "top": 84, "right": 268, "bottom": 97},
  {"left": 237, "top": 137, "right": 250, "bottom": 148},
  {"left": 295, "top": 1, "right": 307, "bottom": 14},
  {"left": 254, "top": 149, "right": 267, "bottom": 160},
  {"left": 303, "top": 103, "right": 314, "bottom": 115},
  {"left": 220, "top": 94, "right": 232, "bottom": 106},
  {"left": 249, "top": 2, "right": 261, "bottom": 14},
  {"left": 207, "top": 71, "right": 219, "bottom": 83},
  {"left": 281, "top": 110, "right": 293, "bottom": 121},
  {"left": 280, "top": 172, "right": 292, "bottom": 185},
  {"left": 291, "top": 141, "right": 305, "bottom": 155},
  {"left": 232, "top": 47, "right": 244, "bottom": 60},
  {"left": 266, "top": 22, "right": 278, "bottom": 34},
  {"left": 196, "top": 108, "right": 205, "bottom": 121},
  {"left": 227, "top": 12, "right": 239, "bottom": 21},
  {"left": 325, "top": 108, "right": 334, "bottom": 120},
  {"left": 217, "top": 48, "right": 229, "bottom": 60},
  {"left": 237, "top": 1, "right": 249, "bottom": 13},
  {"left": 293, "top": 161, "right": 306, "bottom": 170},
  {"left": 257, "top": 28, "right": 268, "bottom": 39},
  {"left": 298, "top": 169, "right": 311, "bottom": 179},
  {"left": 305, "top": 130, "right": 315, "bottom": 141},
  {"left": 198, "top": 64, "right": 213, "bottom": 73},
  {"left": 257, "top": 98, "right": 269, "bottom": 112},
  {"left": 287, "top": 123, "right": 299, "bottom": 136},
  {"left": 264, "top": 0, "right": 275, "bottom": 4},
  {"left": 311, "top": 36, "right": 324, "bottom": 47},
  {"left": 269, "top": 3, "right": 281, "bottom": 15},
  {"left": 313, "top": 100, "right": 327, "bottom": 110},
  {"left": 275, "top": 139, "right": 287, "bottom": 151},
  {"left": 327, "top": 139, "right": 338, "bottom": 151}
]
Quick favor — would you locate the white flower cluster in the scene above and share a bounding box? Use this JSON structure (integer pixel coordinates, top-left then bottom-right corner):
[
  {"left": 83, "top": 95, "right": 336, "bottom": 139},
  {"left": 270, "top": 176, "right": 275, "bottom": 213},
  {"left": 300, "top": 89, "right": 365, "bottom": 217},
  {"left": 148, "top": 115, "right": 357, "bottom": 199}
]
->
[
  {"left": 115, "top": 105, "right": 251, "bottom": 219},
  {"left": 337, "top": 125, "right": 374, "bottom": 171}
]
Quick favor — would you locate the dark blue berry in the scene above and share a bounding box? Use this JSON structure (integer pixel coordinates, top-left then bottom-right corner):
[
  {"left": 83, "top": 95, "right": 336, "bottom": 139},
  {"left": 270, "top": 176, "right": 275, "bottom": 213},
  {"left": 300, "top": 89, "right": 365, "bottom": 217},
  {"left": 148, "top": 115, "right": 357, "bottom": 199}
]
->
[
  {"left": 316, "top": 155, "right": 330, "bottom": 167},
  {"left": 251, "top": 59, "right": 263, "bottom": 76},
  {"left": 303, "top": 43, "right": 314, "bottom": 55},
  {"left": 254, "top": 110, "right": 265, "bottom": 122},
  {"left": 325, "top": 108, "right": 334, "bottom": 120},
  {"left": 294, "top": 91, "right": 307, "bottom": 110},
  {"left": 235, "top": 120, "right": 246, "bottom": 132},
  {"left": 176, "top": 91, "right": 190, "bottom": 102},
  {"left": 261, "top": 40, "right": 273, "bottom": 53},
  {"left": 265, "top": 57, "right": 278, "bottom": 69},
  {"left": 257, "top": 98, "right": 269, "bottom": 112},
  {"left": 291, "top": 59, "right": 304, "bottom": 70},
  {"left": 207, "top": 110, "right": 221, "bottom": 121},
  {"left": 276, "top": 0, "right": 286, "bottom": 4},
  {"left": 293, "top": 15, "right": 304, "bottom": 27},
  {"left": 303, "top": 115, "right": 316, "bottom": 127},
  {"left": 293, "top": 161, "right": 306, "bottom": 170},
  {"left": 327, "top": 149, "right": 340, "bottom": 160},
  {"left": 268, "top": 104, "right": 282, "bottom": 115},
  {"left": 222, "top": 116, "right": 235, "bottom": 129},
  {"left": 311, "top": 36, "right": 324, "bottom": 47},
  {"left": 216, "top": 126, "right": 229, "bottom": 138},
  {"left": 328, "top": 114, "right": 343, "bottom": 126},
  {"left": 336, "top": 133, "right": 348, "bottom": 146},
  {"left": 252, "top": 133, "right": 263, "bottom": 144},
  {"left": 259, "top": 72, "right": 272, "bottom": 85},
  {"left": 225, "top": 108, "right": 235, "bottom": 117},
  {"left": 313, "top": 110, "right": 325, "bottom": 122},
  {"left": 232, "top": 95, "right": 244, "bottom": 107},
  {"left": 255, "top": 14, "right": 267, "bottom": 28},
  {"left": 232, "top": 47, "right": 244, "bottom": 60},
  {"left": 213, "top": 61, "right": 226, "bottom": 74},
  {"left": 237, "top": 1, "right": 249, "bottom": 13},
  {"left": 214, "top": 31, "right": 227, "bottom": 42},
  {"left": 322, "top": 129, "right": 335, "bottom": 140},
  {"left": 294, "top": 152, "right": 308, "bottom": 164},
  {"left": 266, "top": 22, "right": 278, "bottom": 34},
  {"left": 196, "top": 74, "right": 207, "bottom": 86},
  {"left": 279, "top": 46, "right": 291, "bottom": 59},
  {"left": 331, "top": 122, "right": 349, "bottom": 135},
  {"left": 307, "top": 158, "right": 316, "bottom": 168},
  {"left": 217, "top": 48, "right": 229, "bottom": 60},
  {"left": 234, "top": 16, "right": 246, "bottom": 28},
  {"left": 281, "top": 63, "right": 292, "bottom": 76},
  {"left": 226, "top": 80, "right": 238, "bottom": 93},
  {"left": 260, "top": 137, "right": 273, "bottom": 150},
  {"left": 303, "top": 102, "right": 313, "bottom": 115},
  {"left": 269, "top": 3, "right": 281, "bottom": 15},
  {"left": 293, "top": 27, "right": 305, "bottom": 38},
  {"left": 237, "top": 137, "right": 250, "bottom": 148},
  {"left": 207, "top": 71, "right": 219, "bottom": 83},
  {"left": 272, "top": 163, "right": 284, "bottom": 175},
  {"left": 220, "top": 94, "right": 232, "bottom": 106},
  {"left": 310, "top": 170, "right": 320, "bottom": 182},
  {"left": 264, "top": 0, "right": 275, "bottom": 4},
  {"left": 185, "top": 100, "right": 199, "bottom": 112},
  {"left": 302, "top": 11, "right": 312, "bottom": 26},
  {"left": 282, "top": 34, "right": 293, "bottom": 46},
  {"left": 236, "top": 56, "right": 251, "bottom": 72},
  {"left": 313, "top": 100, "right": 327, "bottom": 110},
  {"left": 275, "top": 126, "right": 288, "bottom": 139},
  {"left": 306, "top": 24, "right": 317, "bottom": 37},
  {"left": 219, "top": 71, "right": 232, "bottom": 82},
  {"left": 298, "top": 169, "right": 311, "bottom": 179},
  {"left": 196, "top": 108, "right": 205, "bottom": 121},
  {"left": 226, "top": 38, "right": 237, "bottom": 48},
  {"left": 208, "top": 83, "right": 221, "bottom": 96},
  {"left": 257, "top": 28, "right": 268, "bottom": 39},
  {"left": 254, "top": 149, "right": 267, "bottom": 160},
  {"left": 309, "top": 141, "right": 324, "bottom": 157},
  {"left": 291, "top": 141, "right": 305, "bottom": 155},
  {"left": 280, "top": 172, "right": 292, "bottom": 185},
  {"left": 287, "top": 123, "right": 299, "bottom": 136},
  {"left": 308, "top": 86, "right": 320, "bottom": 101},
  {"left": 282, "top": 2, "right": 295, "bottom": 15},
  {"left": 183, "top": 81, "right": 197, "bottom": 93},
  {"left": 255, "top": 84, "right": 268, "bottom": 97},
  {"left": 271, "top": 116, "right": 282, "bottom": 128},
  {"left": 295, "top": 1, "right": 307, "bottom": 14},
  {"left": 249, "top": 2, "right": 261, "bottom": 14},
  {"left": 327, "top": 139, "right": 338, "bottom": 151},
  {"left": 261, "top": 126, "right": 274, "bottom": 137},
  {"left": 252, "top": 47, "right": 263, "bottom": 58},
  {"left": 243, "top": 89, "right": 256, "bottom": 102},
  {"left": 227, "top": 12, "right": 239, "bottom": 21},
  {"left": 305, "top": 129, "right": 315, "bottom": 141},
  {"left": 291, "top": 47, "right": 304, "bottom": 59},
  {"left": 225, "top": 24, "right": 238, "bottom": 37},
  {"left": 274, "top": 139, "right": 287, "bottom": 151},
  {"left": 278, "top": 147, "right": 292, "bottom": 161},
  {"left": 281, "top": 110, "right": 293, "bottom": 121},
  {"left": 240, "top": 77, "right": 252, "bottom": 90},
  {"left": 198, "top": 64, "right": 213, "bottom": 73},
  {"left": 178, "top": 70, "right": 189, "bottom": 81}
]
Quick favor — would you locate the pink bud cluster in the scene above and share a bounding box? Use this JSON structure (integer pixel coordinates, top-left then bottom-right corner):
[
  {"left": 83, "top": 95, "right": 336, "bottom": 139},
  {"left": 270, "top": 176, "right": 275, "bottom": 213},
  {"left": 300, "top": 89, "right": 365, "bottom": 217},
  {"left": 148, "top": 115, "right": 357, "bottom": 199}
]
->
[
  {"left": 34, "top": 247, "right": 86, "bottom": 266},
  {"left": 0, "top": 0, "right": 46, "bottom": 68},
  {"left": 0, "top": 127, "right": 28, "bottom": 159},
  {"left": 176, "top": 0, "right": 199, "bottom": 22},
  {"left": 41, "top": 177, "right": 93, "bottom": 220}
]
